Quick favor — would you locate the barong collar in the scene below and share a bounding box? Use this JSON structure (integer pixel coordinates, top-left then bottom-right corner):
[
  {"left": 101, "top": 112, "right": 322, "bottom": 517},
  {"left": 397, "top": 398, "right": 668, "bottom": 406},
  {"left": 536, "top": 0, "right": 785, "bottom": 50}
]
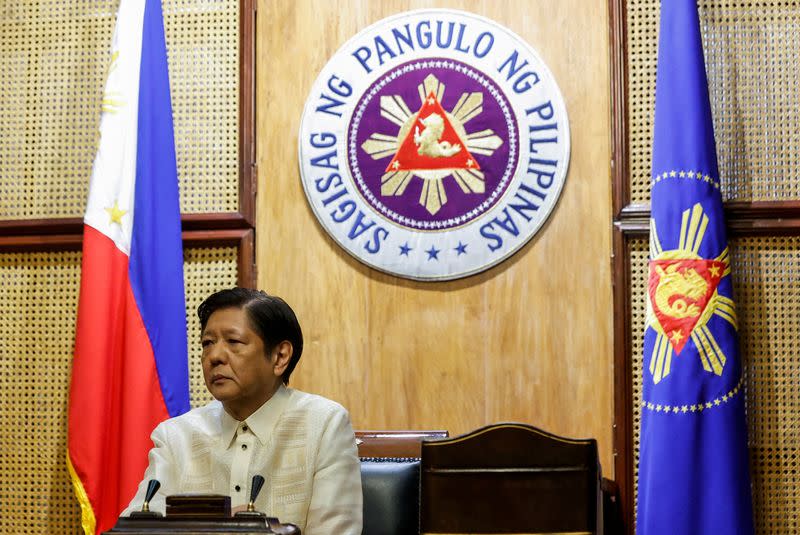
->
[{"left": 219, "top": 384, "right": 291, "bottom": 448}]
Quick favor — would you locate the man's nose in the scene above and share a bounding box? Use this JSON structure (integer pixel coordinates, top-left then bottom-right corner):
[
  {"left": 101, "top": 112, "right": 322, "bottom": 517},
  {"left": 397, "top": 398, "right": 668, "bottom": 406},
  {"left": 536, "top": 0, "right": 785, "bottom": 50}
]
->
[{"left": 207, "top": 343, "right": 228, "bottom": 365}]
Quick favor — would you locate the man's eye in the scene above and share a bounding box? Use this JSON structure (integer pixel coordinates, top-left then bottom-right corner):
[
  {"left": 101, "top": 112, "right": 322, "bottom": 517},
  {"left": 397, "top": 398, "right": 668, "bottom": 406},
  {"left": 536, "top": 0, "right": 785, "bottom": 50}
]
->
[
  {"left": 201, "top": 340, "right": 213, "bottom": 348},
  {"left": 228, "top": 339, "right": 243, "bottom": 345}
]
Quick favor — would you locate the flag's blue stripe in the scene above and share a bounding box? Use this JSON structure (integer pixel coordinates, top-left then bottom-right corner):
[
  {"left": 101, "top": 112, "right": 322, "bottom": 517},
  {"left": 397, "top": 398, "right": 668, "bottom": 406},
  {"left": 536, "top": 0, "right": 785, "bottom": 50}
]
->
[
  {"left": 638, "top": 393, "right": 752, "bottom": 534},
  {"left": 651, "top": 182, "right": 728, "bottom": 258},
  {"left": 651, "top": 0, "right": 719, "bottom": 178},
  {"left": 129, "top": 0, "right": 190, "bottom": 418},
  {"left": 638, "top": 1, "right": 754, "bottom": 534}
]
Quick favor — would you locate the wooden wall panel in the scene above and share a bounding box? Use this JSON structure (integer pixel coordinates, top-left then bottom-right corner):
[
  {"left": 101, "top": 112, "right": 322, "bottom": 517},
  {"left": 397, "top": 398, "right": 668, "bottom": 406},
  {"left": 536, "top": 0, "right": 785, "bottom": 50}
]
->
[{"left": 256, "top": 0, "right": 614, "bottom": 472}]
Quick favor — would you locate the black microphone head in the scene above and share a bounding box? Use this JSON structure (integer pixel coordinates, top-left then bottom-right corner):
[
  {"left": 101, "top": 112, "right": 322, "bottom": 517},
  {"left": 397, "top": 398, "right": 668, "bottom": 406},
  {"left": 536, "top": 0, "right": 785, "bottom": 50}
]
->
[
  {"left": 134, "top": 479, "right": 163, "bottom": 515},
  {"left": 250, "top": 475, "right": 265, "bottom": 503},
  {"left": 144, "top": 479, "right": 161, "bottom": 503}
]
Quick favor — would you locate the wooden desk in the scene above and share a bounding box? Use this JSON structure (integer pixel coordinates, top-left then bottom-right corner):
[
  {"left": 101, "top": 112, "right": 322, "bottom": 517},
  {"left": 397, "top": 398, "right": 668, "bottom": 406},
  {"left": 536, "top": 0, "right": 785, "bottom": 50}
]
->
[{"left": 104, "top": 515, "right": 296, "bottom": 534}]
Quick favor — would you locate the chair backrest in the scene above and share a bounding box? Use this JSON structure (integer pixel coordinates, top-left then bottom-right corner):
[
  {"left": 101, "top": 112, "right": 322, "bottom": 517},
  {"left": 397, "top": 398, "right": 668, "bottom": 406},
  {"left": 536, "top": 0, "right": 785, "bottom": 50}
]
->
[
  {"left": 356, "top": 430, "right": 448, "bottom": 457},
  {"left": 360, "top": 458, "right": 420, "bottom": 535},
  {"left": 356, "top": 430, "right": 448, "bottom": 535},
  {"left": 420, "top": 423, "right": 602, "bottom": 534}
]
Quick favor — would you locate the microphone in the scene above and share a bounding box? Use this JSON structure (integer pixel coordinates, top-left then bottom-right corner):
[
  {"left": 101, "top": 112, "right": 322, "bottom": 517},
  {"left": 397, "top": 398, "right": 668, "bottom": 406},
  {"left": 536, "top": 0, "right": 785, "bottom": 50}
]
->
[
  {"left": 235, "top": 475, "right": 266, "bottom": 517},
  {"left": 130, "top": 479, "right": 163, "bottom": 517},
  {"left": 248, "top": 475, "right": 265, "bottom": 512}
]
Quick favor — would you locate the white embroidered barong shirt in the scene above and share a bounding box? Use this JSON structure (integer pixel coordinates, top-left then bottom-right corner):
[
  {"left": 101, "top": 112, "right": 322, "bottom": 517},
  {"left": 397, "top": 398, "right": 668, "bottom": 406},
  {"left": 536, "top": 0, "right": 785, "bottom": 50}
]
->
[{"left": 123, "top": 385, "right": 362, "bottom": 534}]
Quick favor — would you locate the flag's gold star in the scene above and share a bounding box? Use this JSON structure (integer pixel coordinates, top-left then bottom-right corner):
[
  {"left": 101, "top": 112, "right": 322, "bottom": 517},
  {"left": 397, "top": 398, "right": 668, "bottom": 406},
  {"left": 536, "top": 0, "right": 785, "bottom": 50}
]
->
[
  {"left": 688, "top": 171, "right": 695, "bottom": 178},
  {"left": 391, "top": 160, "right": 400, "bottom": 170},
  {"left": 669, "top": 170, "right": 677, "bottom": 177},
  {"left": 679, "top": 171, "right": 686, "bottom": 177},
  {"left": 670, "top": 329, "right": 684, "bottom": 344},
  {"left": 105, "top": 200, "right": 128, "bottom": 225},
  {"left": 427, "top": 96, "right": 435, "bottom": 105},
  {"left": 709, "top": 265, "right": 721, "bottom": 277}
]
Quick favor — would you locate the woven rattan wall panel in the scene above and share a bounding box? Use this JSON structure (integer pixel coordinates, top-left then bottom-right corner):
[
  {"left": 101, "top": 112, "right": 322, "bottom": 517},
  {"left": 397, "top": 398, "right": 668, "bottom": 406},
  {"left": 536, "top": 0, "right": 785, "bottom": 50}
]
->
[
  {"left": 0, "top": 251, "right": 83, "bottom": 533},
  {"left": 626, "top": 1, "right": 658, "bottom": 205},
  {"left": 164, "top": 0, "right": 239, "bottom": 214},
  {"left": 184, "top": 245, "right": 238, "bottom": 407},
  {"left": 0, "top": 0, "right": 239, "bottom": 220},
  {"left": 626, "top": 1, "right": 800, "bottom": 204},
  {"left": 629, "top": 236, "right": 800, "bottom": 533},
  {"left": 0, "top": 246, "right": 237, "bottom": 534},
  {"left": 734, "top": 237, "right": 800, "bottom": 533},
  {"left": 629, "top": 238, "right": 648, "bottom": 523}
]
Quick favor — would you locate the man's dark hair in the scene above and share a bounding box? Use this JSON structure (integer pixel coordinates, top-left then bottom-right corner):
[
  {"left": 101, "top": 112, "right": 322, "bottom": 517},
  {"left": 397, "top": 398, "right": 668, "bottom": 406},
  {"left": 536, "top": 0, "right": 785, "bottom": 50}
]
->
[{"left": 197, "top": 288, "right": 304, "bottom": 385}]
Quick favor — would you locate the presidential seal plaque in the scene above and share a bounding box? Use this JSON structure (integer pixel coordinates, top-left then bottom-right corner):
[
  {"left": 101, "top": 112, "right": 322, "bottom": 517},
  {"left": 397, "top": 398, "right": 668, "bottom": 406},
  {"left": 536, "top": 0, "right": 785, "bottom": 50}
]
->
[{"left": 298, "top": 10, "right": 570, "bottom": 280}]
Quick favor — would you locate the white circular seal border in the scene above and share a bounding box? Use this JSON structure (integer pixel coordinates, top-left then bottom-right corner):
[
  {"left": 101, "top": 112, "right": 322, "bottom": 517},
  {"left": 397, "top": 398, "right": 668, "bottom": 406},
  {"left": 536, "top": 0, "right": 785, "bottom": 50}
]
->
[{"left": 298, "top": 9, "right": 570, "bottom": 281}]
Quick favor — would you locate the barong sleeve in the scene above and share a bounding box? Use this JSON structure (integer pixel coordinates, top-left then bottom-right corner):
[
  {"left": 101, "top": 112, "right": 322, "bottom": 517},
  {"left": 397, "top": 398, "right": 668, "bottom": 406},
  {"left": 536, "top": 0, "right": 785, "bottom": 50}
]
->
[
  {"left": 303, "top": 406, "right": 363, "bottom": 535},
  {"left": 121, "top": 422, "right": 177, "bottom": 517}
]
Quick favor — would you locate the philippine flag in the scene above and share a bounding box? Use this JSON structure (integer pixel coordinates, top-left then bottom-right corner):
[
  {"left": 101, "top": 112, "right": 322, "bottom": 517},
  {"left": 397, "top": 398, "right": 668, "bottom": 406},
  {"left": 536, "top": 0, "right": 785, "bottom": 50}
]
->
[{"left": 66, "top": 0, "right": 190, "bottom": 533}]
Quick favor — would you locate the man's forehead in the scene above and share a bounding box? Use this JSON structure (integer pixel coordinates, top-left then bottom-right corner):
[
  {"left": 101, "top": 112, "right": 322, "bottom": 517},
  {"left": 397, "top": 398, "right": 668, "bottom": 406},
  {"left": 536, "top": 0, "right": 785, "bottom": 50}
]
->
[{"left": 202, "top": 323, "right": 247, "bottom": 334}]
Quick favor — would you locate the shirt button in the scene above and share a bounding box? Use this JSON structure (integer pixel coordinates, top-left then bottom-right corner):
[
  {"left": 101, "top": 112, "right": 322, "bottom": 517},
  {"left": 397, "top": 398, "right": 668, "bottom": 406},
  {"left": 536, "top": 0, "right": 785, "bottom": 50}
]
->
[
  {"left": 235, "top": 485, "right": 241, "bottom": 492},
  {"left": 242, "top": 444, "right": 248, "bottom": 450},
  {"left": 242, "top": 425, "right": 248, "bottom": 432}
]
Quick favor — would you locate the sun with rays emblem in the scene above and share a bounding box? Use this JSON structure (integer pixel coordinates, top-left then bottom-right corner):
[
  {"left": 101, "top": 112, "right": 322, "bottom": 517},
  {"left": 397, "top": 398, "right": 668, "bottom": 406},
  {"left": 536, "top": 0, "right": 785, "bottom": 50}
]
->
[
  {"left": 646, "top": 203, "right": 737, "bottom": 384},
  {"left": 299, "top": 10, "right": 570, "bottom": 280},
  {"left": 360, "top": 73, "right": 503, "bottom": 215}
]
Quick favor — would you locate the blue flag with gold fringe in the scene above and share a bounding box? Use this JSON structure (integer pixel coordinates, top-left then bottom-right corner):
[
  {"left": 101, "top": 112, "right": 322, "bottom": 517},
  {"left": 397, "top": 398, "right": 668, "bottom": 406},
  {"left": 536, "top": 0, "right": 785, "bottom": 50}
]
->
[{"left": 636, "top": 1, "right": 754, "bottom": 534}]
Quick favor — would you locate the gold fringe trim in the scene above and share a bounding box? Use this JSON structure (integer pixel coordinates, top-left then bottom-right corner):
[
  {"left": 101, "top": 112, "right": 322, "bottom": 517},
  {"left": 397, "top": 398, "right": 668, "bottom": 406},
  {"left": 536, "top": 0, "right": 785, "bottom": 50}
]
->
[{"left": 67, "top": 451, "right": 97, "bottom": 535}]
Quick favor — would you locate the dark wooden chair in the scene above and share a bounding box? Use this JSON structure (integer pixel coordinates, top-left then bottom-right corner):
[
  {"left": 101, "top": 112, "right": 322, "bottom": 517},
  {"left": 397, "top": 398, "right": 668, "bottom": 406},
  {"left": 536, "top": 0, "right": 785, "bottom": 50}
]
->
[
  {"left": 355, "top": 430, "right": 448, "bottom": 535},
  {"left": 356, "top": 430, "right": 448, "bottom": 458},
  {"left": 420, "top": 423, "right": 603, "bottom": 534}
]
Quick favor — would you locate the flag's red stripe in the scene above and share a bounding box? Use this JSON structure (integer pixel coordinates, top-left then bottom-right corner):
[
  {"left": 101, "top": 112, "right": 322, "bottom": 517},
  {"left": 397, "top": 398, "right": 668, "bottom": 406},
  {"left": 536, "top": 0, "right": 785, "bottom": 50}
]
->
[{"left": 68, "top": 225, "right": 170, "bottom": 533}]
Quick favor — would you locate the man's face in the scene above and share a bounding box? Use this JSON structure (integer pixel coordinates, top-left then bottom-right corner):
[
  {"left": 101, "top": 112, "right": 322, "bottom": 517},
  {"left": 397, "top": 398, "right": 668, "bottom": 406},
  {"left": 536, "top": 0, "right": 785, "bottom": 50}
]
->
[{"left": 201, "top": 307, "right": 280, "bottom": 419}]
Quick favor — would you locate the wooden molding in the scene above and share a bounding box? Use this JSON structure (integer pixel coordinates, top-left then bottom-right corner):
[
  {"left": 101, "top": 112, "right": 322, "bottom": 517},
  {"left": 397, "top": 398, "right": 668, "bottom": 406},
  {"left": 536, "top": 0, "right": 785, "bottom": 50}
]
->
[
  {"left": 617, "top": 201, "right": 800, "bottom": 237},
  {"left": 0, "top": 234, "right": 84, "bottom": 252},
  {"left": 182, "top": 228, "right": 255, "bottom": 288},
  {"left": 1, "top": 228, "right": 256, "bottom": 291},
  {"left": 0, "top": 217, "right": 84, "bottom": 236},
  {"left": 608, "top": 0, "right": 634, "bottom": 531},
  {"left": 238, "top": 228, "right": 256, "bottom": 288},
  {"left": 182, "top": 212, "right": 252, "bottom": 230},
  {"left": 611, "top": 227, "right": 634, "bottom": 535},
  {"left": 355, "top": 430, "right": 449, "bottom": 458},
  {"left": 239, "top": 0, "right": 257, "bottom": 228},
  {"left": 609, "top": 0, "right": 630, "bottom": 220},
  {"left": 0, "top": 213, "right": 253, "bottom": 236},
  {"left": 0, "top": 228, "right": 251, "bottom": 253}
]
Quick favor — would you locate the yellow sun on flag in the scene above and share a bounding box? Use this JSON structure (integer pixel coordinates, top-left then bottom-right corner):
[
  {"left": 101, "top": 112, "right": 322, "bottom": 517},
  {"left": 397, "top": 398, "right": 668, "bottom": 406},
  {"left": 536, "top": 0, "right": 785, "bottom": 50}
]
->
[{"left": 646, "top": 203, "right": 737, "bottom": 384}]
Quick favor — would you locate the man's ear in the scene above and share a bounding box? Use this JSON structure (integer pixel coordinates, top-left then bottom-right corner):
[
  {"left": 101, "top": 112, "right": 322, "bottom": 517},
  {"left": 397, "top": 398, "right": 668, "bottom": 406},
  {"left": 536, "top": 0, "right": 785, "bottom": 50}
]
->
[{"left": 272, "top": 340, "right": 293, "bottom": 377}]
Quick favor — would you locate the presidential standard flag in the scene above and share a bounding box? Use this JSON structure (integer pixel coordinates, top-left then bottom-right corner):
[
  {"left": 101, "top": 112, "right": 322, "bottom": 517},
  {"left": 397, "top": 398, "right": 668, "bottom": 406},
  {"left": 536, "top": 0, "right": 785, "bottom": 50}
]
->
[
  {"left": 636, "top": 1, "right": 754, "bottom": 534},
  {"left": 67, "top": 0, "right": 190, "bottom": 533}
]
